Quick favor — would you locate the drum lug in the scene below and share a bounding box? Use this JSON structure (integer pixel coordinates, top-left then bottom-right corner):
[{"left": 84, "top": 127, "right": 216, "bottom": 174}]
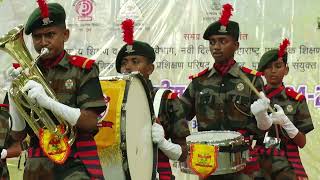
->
[
  {"left": 121, "top": 142, "right": 126, "bottom": 151},
  {"left": 121, "top": 103, "right": 126, "bottom": 110}
]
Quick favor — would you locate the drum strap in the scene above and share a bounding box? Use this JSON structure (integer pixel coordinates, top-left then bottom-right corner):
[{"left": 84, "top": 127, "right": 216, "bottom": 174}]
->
[
  {"left": 28, "top": 135, "right": 104, "bottom": 179},
  {"left": 153, "top": 89, "right": 169, "bottom": 119},
  {"left": 74, "top": 134, "right": 104, "bottom": 179}
]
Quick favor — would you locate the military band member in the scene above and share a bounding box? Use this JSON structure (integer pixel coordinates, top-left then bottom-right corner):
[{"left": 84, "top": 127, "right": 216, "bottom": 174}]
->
[
  {"left": 180, "top": 4, "right": 264, "bottom": 180},
  {"left": 0, "top": 94, "right": 22, "bottom": 180},
  {"left": 115, "top": 23, "right": 190, "bottom": 179},
  {"left": 9, "top": 2, "right": 106, "bottom": 180},
  {"left": 250, "top": 39, "right": 314, "bottom": 180}
]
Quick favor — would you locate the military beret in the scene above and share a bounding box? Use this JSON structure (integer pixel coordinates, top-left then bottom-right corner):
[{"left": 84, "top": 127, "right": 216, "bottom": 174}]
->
[
  {"left": 258, "top": 49, "right": 288, "bottom": 71},
  {"left": 116, "top": 40, "right": 156, "bottom": 73},
  {"left": 25, "top": 3, "right": 66, "bottom": 35},
  {"left": 203, "top": 21, "right": 240, "bottom": 41}
]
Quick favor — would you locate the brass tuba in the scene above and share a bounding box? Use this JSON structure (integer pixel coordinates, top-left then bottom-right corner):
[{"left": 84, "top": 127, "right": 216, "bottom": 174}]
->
[{"left": 0, "top": 25, "right": 76, "bottom": 149}]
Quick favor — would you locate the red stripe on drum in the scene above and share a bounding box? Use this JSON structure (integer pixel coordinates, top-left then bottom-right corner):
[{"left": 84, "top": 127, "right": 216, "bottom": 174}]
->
[
  {"left": 158, "top": 162, "right": 171, "bottom": 168},
  {"left": 292, "top": 163, "right": 304, "bottom": 169},
  {"left": 159, "top": 175, "right": 171, "bottom": 180},
  {"left": 81, "top": 160, "right": 101, "bottom": 165},
  {"left": 287, "top": 152, "right": 299, "bottom": 157},
  {"left": 76, "top": 150, "right": 98, "bottom": 157}
]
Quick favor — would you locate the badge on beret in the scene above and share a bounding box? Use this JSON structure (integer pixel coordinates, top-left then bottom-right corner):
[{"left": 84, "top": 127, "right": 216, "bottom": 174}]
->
[
  {"left": 42, "top": 17, "right": 53, "bottom": 25},
  {"left": 286, "top": 105, "right": 293, "bottom": 112},
  {"left": 219, "top": 25, "right": 227, "bottom": 33},
  {"left": 236, "top": 83, "right": 244, "bottom": 91},
  {"left": 126, "top": 44, "right": 135, "bottom": 53},
  {"left": 65, "top": 79, "right": 74, "bottom": 90}
]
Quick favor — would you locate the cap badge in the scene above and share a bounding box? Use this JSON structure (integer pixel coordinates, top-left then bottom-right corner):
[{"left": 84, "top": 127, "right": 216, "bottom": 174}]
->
[{"left": 125, "top": 44, "right": 135, "bottom": 53}]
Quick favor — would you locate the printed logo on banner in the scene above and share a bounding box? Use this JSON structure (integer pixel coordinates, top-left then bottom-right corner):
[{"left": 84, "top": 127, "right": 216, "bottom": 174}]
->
[
  {"left": 117, "top": 0, "right": 142, "bottom": 21},
  {"left": 116, "top": 0, "right": 150, "bottom": 31},
  {"left": 73, "top": 0, "right": 95, "bottom": 21}
]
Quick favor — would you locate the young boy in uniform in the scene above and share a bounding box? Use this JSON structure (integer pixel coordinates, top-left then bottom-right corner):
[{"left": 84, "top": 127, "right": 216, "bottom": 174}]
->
[
  {"left": 250, "top": 39, "right": 314, "bottom": 180},
  {"left": 115, "top": 19, "right": 190, "bottom": 180}
]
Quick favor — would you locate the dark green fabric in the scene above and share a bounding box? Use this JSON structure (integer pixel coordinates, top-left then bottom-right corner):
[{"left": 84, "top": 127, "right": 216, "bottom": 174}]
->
[
  {"left": 258, "top": 49, "right": 288, "bottom": 71},
  {"left": 25, "top": 3, "right": 66, "bottom": 35},
  {"left": 116, "top": 40, "right": 156, "bottom": 72},
  {"left": 203, "top": 21, "right": 240, "bottom": 40}
]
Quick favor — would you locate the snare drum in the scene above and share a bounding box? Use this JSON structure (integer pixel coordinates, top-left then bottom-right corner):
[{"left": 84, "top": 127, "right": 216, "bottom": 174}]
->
[
  {"left": 180, "top": 131, "right": 249, "bottom": 176},
  {"left": 95, "top": 73, "right": 156, "bottom": 180}
]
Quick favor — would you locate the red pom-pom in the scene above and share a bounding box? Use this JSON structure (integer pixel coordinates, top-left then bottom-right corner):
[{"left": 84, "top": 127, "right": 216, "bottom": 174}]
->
[
  {"left": 37, "top": 0, "right": 49, "bottom": 18},
  {"left": 121, "top": 19, "right": 134, "bottom": 45},
  {"left": 219, "top": 4, "right": 233, "bottom": 26},
  {"left": 278, "top": 38, "right": 290, "bottom": 58}
]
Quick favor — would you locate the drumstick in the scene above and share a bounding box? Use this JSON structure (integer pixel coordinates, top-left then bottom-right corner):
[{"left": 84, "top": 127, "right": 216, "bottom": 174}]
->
[{"left": 237, "top": 70, "right": 280, "bottom": 140}]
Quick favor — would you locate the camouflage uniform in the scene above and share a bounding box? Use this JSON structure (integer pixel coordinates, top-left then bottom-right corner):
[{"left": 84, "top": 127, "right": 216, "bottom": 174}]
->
[
  {"left": 252, "top": 86, "right": 314, "bottom": 180},
  {"left": 0, "top": 96, "right": 10, "bottom": 180},
  {"left": 146, "top": 80, "right": 190, "bottom": 180},
  {"left": 24, "top": 51, "right": 106, "bottom": 180},
  {"left": 180, "top": 63, "right": 264, "bottom": 180}
]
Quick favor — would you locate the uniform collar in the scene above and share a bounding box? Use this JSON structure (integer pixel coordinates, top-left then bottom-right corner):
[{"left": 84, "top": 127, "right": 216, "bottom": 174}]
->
[
  {"left": 264, "top": 84, "right": 287, "bottom": 99},
  {"left": 207, "top": 62, "right": 240, "bottom": 78},
  {"left": 56, "top": 52, "right": 71, "bottom": 69},
  {"left": 38, "top": 50, "right": 70, "bottom": 70}
]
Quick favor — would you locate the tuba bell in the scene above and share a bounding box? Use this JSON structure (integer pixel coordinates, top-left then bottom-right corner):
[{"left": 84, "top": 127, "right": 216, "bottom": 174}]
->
[{"left": 0, "top": 25, "right": 76, "bottom": 163}]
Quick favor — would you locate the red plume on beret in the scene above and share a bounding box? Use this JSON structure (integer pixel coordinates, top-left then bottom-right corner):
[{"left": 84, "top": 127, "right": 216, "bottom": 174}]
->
[
  {"left": 278, "top": 38, "right": 290, "bottom": 58},
  {"left": 121, "top": 19, "right": 135, "bottom": 52},
  {"left": 219, "top": 3, "right": 233, "bottom": 27},
  {"left": 121, "top": 19, "right": 134, "bottom": 45},
  {"left": 37, "top": 0, "right": 51, "bottom": 25}
]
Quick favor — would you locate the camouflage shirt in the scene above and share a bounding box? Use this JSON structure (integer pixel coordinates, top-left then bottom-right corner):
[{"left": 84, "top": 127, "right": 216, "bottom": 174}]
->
[
  {"left": 265, "top": 86, "right": 314, "bottom": 139},
  {"left": 181, "top": 63, "right": 264, "bottom": 135},
  {"left": 28, "top": 51, "right": 106, "bottom": 144}
]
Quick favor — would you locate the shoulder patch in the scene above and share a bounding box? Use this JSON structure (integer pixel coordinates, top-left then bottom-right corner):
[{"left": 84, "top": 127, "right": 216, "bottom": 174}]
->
[
  {"left": 285, "top": 87, "right": 305, "bottom": 101},
  {"left": 188, "top": 68, "right": 209, "bottom": 80},
  {"left": 241, "top": 66, "right": 263, "bottom": 76},
  {"left": 68, "top": 55, "right": 95, "bottom": 70},
  {"left": 166, "top": 92, "right": 178, "bottom": 100}
]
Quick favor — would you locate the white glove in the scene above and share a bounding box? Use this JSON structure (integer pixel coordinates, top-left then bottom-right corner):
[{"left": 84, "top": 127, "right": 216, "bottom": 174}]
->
[
  {"left": 152, "top": 123, "right": 182, "bottom": 160},
  {"left": 6, "top": 66, "right": 22, "bottom": 80},
  {"left": 9, "top": 94, "right": 26, "bottom": 131},
  {"left": 22, "top": 80, "right": 81, "bottom": 126},
  {"left": 1, "top": 149, "right": 7, "bottom": 159},
  {"left": 250, "top": 92, "right": 272, "bottom": 130},
  {"left": 270, "top": 104, "right": 299, "bottom": 139}
]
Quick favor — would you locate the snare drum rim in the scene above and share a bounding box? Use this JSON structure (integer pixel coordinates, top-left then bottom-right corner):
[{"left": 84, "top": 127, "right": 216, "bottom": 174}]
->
[
  {"left": 186, "top": 131, "right": 244, "bottom": 147},
  {"left": 119, "top": 73, "right": 157, "bottom": 180}
]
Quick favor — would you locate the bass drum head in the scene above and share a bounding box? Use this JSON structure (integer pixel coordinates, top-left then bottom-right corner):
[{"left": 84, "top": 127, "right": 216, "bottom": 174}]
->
[{"left": 125, "top": 75, "right": 155, "bottom": 180}]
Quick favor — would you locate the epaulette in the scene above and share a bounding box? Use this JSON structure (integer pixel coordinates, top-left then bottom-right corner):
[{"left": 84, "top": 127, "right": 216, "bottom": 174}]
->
[
  {"left": 241, "top": 66, "right": 263, "bottom": 76},
  {"left": 188, "top": 68, "right": 209, "bottom": 80},
  {"left": 12, "top": 63, "right": 21, "bottom": 69},
  {"left": 68, "top": 55, "right": 95, "bottom": 70},
  {"left": 166, "top": 92, "right": 178, "bottom": 100},
  {"left": 285, "top": 87, "right": 305, "bottom": 101},
  {"left": 0, "top": 104, "right": 9, "bottom": 110}
]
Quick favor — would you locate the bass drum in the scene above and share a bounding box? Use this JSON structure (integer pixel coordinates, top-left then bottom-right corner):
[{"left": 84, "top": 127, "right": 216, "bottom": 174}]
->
[{"left": 95, "top": 73, "right": 156, "bottom": 180}]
